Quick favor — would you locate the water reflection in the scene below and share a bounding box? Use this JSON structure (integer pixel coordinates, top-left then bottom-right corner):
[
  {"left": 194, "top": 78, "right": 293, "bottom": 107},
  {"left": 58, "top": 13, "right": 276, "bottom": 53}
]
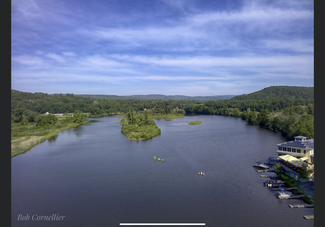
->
[
  {"left": 73, "top": 126, "right": 82, "bottom": 137},
  {"left": 47, "top": 134, "right": 58, "bottom": 143}
]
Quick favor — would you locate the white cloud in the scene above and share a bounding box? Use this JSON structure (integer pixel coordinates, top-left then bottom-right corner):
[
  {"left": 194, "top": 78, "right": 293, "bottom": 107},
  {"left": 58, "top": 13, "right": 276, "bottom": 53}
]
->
[
  {"left": 62, "top": 52, "right": 76, "bottom": 56},
  {"left": 45, "top": 53, "right": 65, "bottom": 63},
  {"left": 12, "top": 55, "right": 45, "bottom": 66},
  {"left": 189, "top": 7, "right": 312, "bottom": 25},
  {"left": 262, "top": 39, "right": 314, "bottom": 53},
  {"left": 11, "top": 0, "right": 313, "bottom": 95}
]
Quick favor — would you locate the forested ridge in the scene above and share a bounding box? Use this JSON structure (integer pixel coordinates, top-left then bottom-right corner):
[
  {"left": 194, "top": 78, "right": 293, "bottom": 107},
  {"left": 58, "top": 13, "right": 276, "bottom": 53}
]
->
[
  {"left": 231, "top": 86, "right": 313, "bottom": 100},
  {"left": 76, "top": 94, "right": 235, "bottom": 101},
  {"left": 11, "top": 86, "right": 314, "bottom": 140},
  {"left": 11, "top": 89, "right": 191, "bottom": 117}
]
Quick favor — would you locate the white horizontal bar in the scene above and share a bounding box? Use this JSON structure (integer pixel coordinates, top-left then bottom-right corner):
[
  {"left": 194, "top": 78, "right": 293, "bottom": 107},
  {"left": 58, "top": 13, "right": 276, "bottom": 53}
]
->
[{"left": 120, "top": 224, "right": 206, "bottom": 226}]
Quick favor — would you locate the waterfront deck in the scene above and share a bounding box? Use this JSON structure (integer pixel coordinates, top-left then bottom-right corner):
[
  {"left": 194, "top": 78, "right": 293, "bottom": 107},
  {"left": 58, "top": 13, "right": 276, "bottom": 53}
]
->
[
  {"left": 303, "top": 215, "right": 314, "bottom": 220},
  {"left": 289, "top": 204, "right": 314, "bottom": 208},
  {"left": 256, "top": 169, "right": 275, "bottom": 173},
  {"left": 271, "top": 187, "right": 297, "bottom": 191}
]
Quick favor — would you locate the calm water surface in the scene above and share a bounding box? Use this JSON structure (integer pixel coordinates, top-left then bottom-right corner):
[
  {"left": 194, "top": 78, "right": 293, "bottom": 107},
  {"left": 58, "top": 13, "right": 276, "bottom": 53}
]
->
[{"left": 11, "top": 115, "right": 314, "bottom": 227}]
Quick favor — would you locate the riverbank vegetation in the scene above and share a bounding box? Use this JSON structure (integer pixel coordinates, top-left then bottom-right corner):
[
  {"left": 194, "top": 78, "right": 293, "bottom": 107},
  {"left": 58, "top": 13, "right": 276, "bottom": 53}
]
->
[
  {"left": 184, "top": 86, "right": 314, "bottom": 140},
  {"left": 188, "top": 121, "right": 202, "bottom": 126},
  {"left": 11, "top": 111, "right": 89, "bottom": 157},
  {"left": 12, "top": 86, "right": 313, "bottom": 153},
  {"left": 273, "top": 164, "right": 314, "bottom": 204}
]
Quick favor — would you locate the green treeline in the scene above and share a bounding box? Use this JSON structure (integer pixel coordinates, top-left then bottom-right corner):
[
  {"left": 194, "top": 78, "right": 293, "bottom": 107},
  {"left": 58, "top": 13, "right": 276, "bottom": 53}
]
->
[
  {"left": 12, "top": 86, "right": 314, "bottom": 141},
  {"left": 11, "top": 89, "right": 190, "bottom": 123},
  {"left": 185, "top": 104, "right": 314, "bottom": 140}
]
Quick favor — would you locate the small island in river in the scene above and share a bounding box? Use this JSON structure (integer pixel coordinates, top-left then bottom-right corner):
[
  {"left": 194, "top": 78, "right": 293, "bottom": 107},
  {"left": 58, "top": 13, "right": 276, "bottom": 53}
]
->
[
  {"left": 119, "top": 111, "right": 184, "bottom": 141},
  {"left": 188, "top": 121, "right": 202, "bottom": 126}
]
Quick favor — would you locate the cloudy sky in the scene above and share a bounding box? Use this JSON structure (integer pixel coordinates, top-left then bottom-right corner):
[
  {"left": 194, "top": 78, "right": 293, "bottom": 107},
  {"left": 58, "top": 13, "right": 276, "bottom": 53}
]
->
[{"left": 11, "top": 0, "right": 314, "bottom": 96}]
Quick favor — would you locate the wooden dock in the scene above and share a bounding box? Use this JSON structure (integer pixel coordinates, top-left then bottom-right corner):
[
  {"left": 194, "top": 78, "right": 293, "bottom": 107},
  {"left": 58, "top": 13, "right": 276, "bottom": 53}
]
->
[
  {"left": 256, "top": 169, "right": 274, "bottom": 173},
  {"left": 271, "top": 187, "right": 297, "bottom": 191},
  {"left": 303, "top": 215, "right": 314, "bottom": 220},
  {"left": 260, "top": 175, "right": 278, "bottom": 179},
  {"left": 278, "top": 195, "right": 304, "bottom": 200},
  {"left": 289, "top": 204, "right": 314, "bottom": 208}
]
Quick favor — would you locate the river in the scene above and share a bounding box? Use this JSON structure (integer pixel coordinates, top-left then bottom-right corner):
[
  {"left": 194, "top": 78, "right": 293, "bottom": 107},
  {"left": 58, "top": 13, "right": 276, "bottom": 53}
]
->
[{"left": 11, "top": 115, "right": 314, "bottom": 226}]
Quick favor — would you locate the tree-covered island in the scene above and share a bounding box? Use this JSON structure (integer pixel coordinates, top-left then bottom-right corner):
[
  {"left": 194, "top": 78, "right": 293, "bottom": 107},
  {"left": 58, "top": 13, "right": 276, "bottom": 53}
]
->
[{"left": 119, "top": 110, "right": 185, "bottom": 141}]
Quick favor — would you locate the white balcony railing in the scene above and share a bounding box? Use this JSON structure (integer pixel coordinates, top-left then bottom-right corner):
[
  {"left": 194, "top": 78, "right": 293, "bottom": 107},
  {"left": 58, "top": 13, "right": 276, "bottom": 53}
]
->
[{"left": 276, "top": 150, "right": 306, "bottom": 157}]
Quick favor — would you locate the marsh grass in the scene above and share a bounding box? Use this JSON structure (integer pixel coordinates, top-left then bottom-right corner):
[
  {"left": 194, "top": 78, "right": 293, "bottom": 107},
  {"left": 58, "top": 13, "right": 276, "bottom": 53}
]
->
[
  {"left": 11, "top": 136, "right": 46, "bottom": 157},
  {"left": 11, "top": 118, "right": 89, "bottom": 157},
  {"left": 188, "top": 121, "right": 202, "bottom": 125}
]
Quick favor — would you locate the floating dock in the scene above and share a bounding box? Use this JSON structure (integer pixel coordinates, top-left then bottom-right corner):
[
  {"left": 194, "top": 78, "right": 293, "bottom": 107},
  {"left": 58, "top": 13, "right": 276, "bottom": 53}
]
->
[
  {"left": 256, "top": 169, "right": 275, "bottom": 173},
  {"left": 260, "top": 175, "right": 279, "bottom": 178},
  {"left": 278, "top": 195, "right": 304, "bottom": 200},
  {"left": 289, "top": 204, "right": 314, "bottom": 208},
  {"left": 271, "top": 187, "right": 297, "bottom": 191},
  {"left": 303, "top": 215, "right": 314, "bottom": 220}
]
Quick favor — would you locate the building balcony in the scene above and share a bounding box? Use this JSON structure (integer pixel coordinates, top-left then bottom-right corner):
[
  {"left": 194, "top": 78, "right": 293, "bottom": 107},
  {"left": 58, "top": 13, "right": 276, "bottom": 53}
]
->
[{"left": 276, "top": 150, "right": 306, "bottom": 157}]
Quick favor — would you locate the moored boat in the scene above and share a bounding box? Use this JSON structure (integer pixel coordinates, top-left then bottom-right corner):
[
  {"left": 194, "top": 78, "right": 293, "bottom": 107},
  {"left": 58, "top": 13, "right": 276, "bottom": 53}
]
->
[
  {"left": 275, "top": 191, "right": 293, "bottom": 199},
  {"left": 253, "top": 162, "right": 270, "bottom": 169}
]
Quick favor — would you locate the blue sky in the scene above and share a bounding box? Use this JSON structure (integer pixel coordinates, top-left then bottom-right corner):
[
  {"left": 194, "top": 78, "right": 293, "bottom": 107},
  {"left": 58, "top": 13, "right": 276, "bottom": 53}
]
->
[{"left": 11, "top": 0, "right": 314, "bottom": 96}]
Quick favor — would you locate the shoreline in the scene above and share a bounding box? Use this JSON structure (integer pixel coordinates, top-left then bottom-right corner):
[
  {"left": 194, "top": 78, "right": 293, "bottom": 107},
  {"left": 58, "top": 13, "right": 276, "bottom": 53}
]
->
[{"left": 11, "top": 120, "right": 90, "bottom": 158}]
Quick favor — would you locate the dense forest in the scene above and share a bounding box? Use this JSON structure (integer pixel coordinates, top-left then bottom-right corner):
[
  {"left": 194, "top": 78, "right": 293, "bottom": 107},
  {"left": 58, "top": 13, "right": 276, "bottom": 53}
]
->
[
  {"left": 231, "top": 86, "right": 314, "bottom": 100},
  {"left": 76, "top": 94, "right": 235, "bottom": 101},
  {"left": 11, "top": 86, "right": 314, "bottom": 140},
  {"left": 11, "top": 89, "right": 192, "bottom": 117}
]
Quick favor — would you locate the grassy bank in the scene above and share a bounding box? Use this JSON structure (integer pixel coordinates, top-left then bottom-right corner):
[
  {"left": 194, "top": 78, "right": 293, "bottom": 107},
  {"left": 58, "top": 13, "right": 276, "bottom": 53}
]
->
[{"left": 11, "top": 116, "right": 89, "bottom": 157}]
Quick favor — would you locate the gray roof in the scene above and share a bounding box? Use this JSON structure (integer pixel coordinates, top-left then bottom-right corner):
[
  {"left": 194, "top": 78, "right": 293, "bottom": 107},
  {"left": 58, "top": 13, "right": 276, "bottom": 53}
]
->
[{"left": 277, "top": 138, "right": 314, "bottom": 149}]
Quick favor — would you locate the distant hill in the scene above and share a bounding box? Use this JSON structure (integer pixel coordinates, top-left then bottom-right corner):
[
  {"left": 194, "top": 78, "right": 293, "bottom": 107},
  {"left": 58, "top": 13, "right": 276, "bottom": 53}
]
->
[
  {"left": 76, "top": 94, "right": 235, "bottom": 101},
  {"left": 231, "top": 86, "right": 314, "bottom": 101}
]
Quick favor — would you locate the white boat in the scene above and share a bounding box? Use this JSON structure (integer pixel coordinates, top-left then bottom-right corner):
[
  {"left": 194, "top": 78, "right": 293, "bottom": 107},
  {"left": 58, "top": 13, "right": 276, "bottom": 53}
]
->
[
  {"left": 253, "top": 162, "right": 270, "bottom": 169},
  {"left": 198, "top": 172, "right": 205, "bottom": 176},
  {"left": 275, "top": 191, "right": 292, "bottom": 199}
]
